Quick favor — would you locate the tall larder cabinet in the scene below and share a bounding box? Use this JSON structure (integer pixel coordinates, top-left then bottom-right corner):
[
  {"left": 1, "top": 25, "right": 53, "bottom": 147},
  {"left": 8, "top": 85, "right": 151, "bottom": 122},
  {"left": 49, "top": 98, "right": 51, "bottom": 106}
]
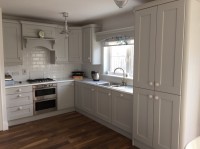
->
[{"left": 133, "top": 0, "right": 200, "bottom": 149}]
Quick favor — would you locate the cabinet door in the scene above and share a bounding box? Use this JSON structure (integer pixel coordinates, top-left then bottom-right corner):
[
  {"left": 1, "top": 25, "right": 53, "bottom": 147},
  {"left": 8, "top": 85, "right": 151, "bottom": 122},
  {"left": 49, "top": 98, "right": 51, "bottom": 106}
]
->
[
  {"left": 3, "top": 21, "right": 22, "bottom": 65},
  {"left": 82, "top": 27, "right": 91, "bottom": 63},
  {"left": 82, "top": 84, "right": 96, "bottom": 114},
  {"left": 55, "top": 27, "right": 68, "bottom": 63},
  {"left": 57, "top": 82, "right": 74, "bottom": 110},
  {"left": 68, "top": 29, "right": 82, "bottom": 63},
  {"left": 153, "top": 92, "right": 180, "bottom": 149},
  {"left": 134, "top": 7, "right": 157, "bottom": 90},
  {"left": 155, "top": 1, "right": 184, "bottom": 95},
  {"left": 133, "top": 87, "right": 154, "bottom": 147},
  {"left": 95, "top": 87, "right": 112, "bottom": 123},
  {"left": 112, "top": 91, "right": 133, "bottom": 133},
  {"left": 75, "top": 82, "right": 82, "bottom": 109}
]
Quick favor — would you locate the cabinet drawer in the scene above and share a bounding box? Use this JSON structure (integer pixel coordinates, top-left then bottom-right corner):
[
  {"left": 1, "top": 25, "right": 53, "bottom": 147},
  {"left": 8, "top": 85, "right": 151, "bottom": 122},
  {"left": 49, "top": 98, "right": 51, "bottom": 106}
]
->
[
  {"left": 6, "top": 92, "right": 33, "bottom": 108},
  {"left": 6, "top": 86, "right": 32, "bottom": 95},
  {"left": 7, "top": 104, "right": 33, "bottom": 121}
]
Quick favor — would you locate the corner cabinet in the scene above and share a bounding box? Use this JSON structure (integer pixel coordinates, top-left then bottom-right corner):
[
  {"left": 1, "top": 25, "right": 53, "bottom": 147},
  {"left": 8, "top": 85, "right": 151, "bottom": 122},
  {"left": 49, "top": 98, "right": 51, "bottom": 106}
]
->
[
  {"left": 55, "top": 27, "right": 68, "bottom": 63},
  {"left": 57, "top": 81, "right": 74, "bottom": 110},
  {"left": 82, "top": 24, "right": 101, "bottom": 65},
  {"left": 3, "top": 20, "right": 22, "bottom": 65},
  {"left": 68, "top": 27, "right": 82, "bottom": 63}
]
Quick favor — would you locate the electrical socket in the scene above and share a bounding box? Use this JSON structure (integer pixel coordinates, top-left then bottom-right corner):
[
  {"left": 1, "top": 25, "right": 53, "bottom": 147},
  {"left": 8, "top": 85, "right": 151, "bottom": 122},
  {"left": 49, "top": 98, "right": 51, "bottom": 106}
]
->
[{"left": 22, "top": 69, "right": 27, "bottom": 75}]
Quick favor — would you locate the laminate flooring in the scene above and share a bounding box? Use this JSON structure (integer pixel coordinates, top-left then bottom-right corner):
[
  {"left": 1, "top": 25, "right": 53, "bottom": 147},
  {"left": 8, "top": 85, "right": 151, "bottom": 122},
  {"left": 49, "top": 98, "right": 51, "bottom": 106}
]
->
[{"left": 0, "top": 112, "right": 139, "bottom": 149}]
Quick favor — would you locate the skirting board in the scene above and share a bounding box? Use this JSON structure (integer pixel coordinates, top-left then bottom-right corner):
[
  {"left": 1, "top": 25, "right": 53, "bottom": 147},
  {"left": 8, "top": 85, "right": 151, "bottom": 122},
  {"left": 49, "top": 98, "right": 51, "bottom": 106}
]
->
[
  {"left": 8, "top": 108, "right": 75, "bottom": 126},
  {"left": 75, "top": 108, "right": 132, "bottom": 140}
]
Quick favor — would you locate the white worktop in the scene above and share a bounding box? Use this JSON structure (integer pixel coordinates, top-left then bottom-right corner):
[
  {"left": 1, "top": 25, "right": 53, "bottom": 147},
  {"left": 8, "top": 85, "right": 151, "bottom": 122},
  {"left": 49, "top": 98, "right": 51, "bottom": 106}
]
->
[{"left": 5, "top": 78, "right": 133, "bottom": 95}]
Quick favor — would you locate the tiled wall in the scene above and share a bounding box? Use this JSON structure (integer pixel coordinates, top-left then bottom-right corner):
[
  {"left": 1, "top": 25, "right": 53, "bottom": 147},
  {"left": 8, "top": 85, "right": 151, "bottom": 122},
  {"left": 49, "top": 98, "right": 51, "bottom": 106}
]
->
[{"left": 5, "top": 47, "right": 82, "bottom": 81}]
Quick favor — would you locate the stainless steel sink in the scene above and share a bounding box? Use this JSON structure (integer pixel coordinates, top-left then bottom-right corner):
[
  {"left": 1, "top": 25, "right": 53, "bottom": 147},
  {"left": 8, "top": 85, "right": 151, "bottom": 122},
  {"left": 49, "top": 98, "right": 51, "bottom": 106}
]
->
[{"left": 100, "top": 82, "right": 124, "bottom": 88}]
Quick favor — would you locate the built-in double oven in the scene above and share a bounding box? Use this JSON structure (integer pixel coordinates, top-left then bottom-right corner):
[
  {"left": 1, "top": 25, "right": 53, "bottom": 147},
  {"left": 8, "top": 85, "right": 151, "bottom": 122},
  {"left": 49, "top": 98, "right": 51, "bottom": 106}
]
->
[{"left": 33, "top": 83, "right": 57, "bottom": 115}]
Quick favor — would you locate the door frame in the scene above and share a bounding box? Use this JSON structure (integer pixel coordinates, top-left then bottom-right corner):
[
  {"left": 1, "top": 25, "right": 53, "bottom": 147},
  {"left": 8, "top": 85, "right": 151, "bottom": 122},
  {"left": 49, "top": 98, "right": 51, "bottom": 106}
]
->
[{"left": 0, "top": 8, "right": 8, "bottom": 131}]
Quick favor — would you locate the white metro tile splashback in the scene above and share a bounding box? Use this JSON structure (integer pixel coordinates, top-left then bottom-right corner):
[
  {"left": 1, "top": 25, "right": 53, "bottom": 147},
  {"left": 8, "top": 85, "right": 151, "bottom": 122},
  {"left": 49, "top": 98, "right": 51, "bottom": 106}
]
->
[{"left": 5, "top": 47, "right": 82, "bottom": 81}]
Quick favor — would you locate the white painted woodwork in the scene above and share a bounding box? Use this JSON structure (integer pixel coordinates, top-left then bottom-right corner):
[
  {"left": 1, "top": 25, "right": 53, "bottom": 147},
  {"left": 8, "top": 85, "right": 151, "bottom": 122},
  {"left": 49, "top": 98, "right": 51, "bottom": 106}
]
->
[
  {"left": 82, "top": 25, "right": 101, "bottom": 65},
  {"left": 95, "top": 87, "right": 112, "bottom": 123},
  {"left": 112, "top": 91, "right": 132, "bottom": 133},
  {"left": 74, "top": 82, "right": 82, "bottom": 109},
  {"left": 3, "top": 20, "right": 22, "bottom": 65},
  {"left": 153, "top": 92, "right": 180, "bottom": 149},
  {"left": 133, "top": 88, "right": 154, "bottom": 147},
  {"left": 0, "top": 8, "right": 7, "bottom": 130},
  {"left": 55, "top": 27, "right": 68, "bottom": 63},
  {"left": 81, "top": 84, "right": 96, "bottom": 114},
  {"left": 6, "top": 92, "right": 33, "bottom": 108},
  {"left": 68, "top": 28, "right": 82, "bottom": 63},
  {"left": 134, "top": 7, "right": 157, "bottom": 90},
  {"left": 6, "top": 86, "right": 32, "bottom": 95},
  {"left": 57, "top": 81, "right": 74, "bottom": 110},
  {"left": 154, "top": 1, "right": 184, "bottom": 95},
  {"left": 7, "top": 104, "right": 33, "bottom": 121}
]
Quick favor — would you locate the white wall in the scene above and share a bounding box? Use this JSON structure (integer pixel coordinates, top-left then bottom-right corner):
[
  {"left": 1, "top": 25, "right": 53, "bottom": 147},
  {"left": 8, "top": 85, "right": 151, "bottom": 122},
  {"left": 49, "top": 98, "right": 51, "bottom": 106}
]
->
[{"left": 0, "top": 8, "right": 8, "bottom": 130}]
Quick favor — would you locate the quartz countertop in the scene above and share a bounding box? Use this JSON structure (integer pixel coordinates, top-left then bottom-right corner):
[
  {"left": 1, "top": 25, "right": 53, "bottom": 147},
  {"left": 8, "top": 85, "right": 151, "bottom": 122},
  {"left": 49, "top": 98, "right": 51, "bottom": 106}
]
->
[{"left": 5, "top": 78, "right": 133, "bottom": 95}]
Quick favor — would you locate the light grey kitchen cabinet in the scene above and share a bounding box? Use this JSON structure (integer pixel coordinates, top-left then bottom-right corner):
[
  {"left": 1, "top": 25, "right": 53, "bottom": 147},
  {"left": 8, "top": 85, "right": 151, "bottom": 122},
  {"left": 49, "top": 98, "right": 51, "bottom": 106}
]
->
[
  {"left": 112, "top": 91, "right": 133, "bottom": 133},
  {"left": 74, "top": 82, "right": 82, "bottom": 109},
  {"left": 134, "top": 1, "right": 184, "bottom": 96},
  {"left": 133, "top": 88, "right": 154, "bottom": 147},
  {"left": 55, "top": 27, "right": 68, "bottom": 63},
  {"left": 6, "top": 86, "right": 33, "bottom": 121},
  {"left": 57, "top": 81, "right": 74, "bottom": 110},
  {"left": 3, "top": 20, "right": 22, "bottom": 65},
  {"left": 153, "top": 92, "right": 180, "bottom": 149},
  {"left": 133, "top": 88, "right": 180, "bottom": 149},
  {"left": 82, "top": 24, "right": 101, "bottom": 64},
  {"left": 95, "top": 87, "right": 112, "bottom": 123},
  {"left": 81, "top": 83, "right": 96, "bottom": 114},
  {"left": 68, "top": 28, "right": 82, "bottom": 63}
]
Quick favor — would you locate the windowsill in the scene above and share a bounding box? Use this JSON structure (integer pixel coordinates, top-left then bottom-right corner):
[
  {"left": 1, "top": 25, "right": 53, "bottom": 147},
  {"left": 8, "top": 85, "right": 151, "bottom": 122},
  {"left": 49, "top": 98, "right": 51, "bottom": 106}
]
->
[{"left": 101, "top": 74, "right": 133, "bottom": 80}]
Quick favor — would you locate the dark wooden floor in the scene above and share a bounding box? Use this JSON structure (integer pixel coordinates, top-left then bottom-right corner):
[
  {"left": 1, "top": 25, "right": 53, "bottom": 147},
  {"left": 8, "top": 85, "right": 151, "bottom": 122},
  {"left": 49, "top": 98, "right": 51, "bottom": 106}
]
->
[{"left": 0, "top": 112, "right": 138, "bottom": 149}]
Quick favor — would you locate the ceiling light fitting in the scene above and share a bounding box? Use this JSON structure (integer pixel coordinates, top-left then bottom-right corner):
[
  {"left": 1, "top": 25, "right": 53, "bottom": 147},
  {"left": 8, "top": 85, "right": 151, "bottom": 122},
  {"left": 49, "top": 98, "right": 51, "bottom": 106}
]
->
[
  {"left": 60, "top": 12, "right": 70, "bottom": 37},
  {"left": 114, "top": 0, "right": 128, "bottom": 8}
]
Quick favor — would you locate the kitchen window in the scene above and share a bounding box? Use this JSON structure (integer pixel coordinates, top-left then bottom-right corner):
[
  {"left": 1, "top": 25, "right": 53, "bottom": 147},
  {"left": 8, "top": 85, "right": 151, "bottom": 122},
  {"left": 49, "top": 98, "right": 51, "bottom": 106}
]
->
[{"left": 103, "top": 39, "right": 134, "bottom": 78}]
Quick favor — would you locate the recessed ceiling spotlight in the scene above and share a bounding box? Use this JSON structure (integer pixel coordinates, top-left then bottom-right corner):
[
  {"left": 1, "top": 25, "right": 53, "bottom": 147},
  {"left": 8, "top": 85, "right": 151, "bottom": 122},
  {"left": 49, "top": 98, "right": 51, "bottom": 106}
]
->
[{"left": 114, "top": 0, "right": 128, "bottom": 8}]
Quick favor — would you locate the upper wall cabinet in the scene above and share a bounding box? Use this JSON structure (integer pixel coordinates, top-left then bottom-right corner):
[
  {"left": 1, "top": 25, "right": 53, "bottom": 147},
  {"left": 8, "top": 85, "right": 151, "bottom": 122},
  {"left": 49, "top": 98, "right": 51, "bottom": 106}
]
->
[
  {"left": 3, "top": 20, "right": 22, "bottom": 65},
  {"left": 134, "top": 1, "right": 184, "bottom": 95},
  {"left": 68, "top": 27, "right": 82, "bottom": 63},
  {"left": 82, "top": 24, "right": 101, "bottom": 65},
  {"left": 55, "top": 26, "right": 68, "bottom": 63}
]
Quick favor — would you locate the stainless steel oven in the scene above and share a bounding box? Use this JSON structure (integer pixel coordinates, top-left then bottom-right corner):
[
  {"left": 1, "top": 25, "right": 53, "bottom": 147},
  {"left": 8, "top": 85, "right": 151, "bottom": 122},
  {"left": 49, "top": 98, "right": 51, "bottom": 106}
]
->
[{"left": 33, "top": 83, "right": 57, "bottom": 115}]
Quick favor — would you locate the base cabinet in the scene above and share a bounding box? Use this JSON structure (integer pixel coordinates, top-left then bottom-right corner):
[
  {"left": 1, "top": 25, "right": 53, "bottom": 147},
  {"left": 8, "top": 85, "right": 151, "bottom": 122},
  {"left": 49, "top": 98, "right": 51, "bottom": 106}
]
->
[
  {"left": 95, "top": 87, "right": 112, "bottom": 123},
  {"left": 133, "top": 88, "right": 180, "bottom": 149},
  {"left": 57, "top": 81, "right": 74, "bottom": 110},
  {"left": 81, "top": 83, "right": 96, "bottom": 114},
  {"left": 112, "top": 91, "right": 133, "bottom": 133}
]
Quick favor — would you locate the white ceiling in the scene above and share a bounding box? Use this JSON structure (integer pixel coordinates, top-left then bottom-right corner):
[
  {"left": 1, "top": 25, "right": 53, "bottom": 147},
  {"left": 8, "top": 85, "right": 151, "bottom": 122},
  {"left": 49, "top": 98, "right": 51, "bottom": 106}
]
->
[{"left": 0, "top": 0, "right": 152, "bottom": 24}]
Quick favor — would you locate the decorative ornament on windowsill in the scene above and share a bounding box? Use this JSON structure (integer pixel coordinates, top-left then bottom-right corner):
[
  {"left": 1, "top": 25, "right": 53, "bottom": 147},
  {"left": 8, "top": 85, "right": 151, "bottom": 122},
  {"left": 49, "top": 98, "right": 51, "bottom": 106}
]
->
[
  {"left": 114, "top": 0, "right": 128, "bottom": 8},
  {"left": 60, "top": 12, "right": 70, "bottom": 38}
]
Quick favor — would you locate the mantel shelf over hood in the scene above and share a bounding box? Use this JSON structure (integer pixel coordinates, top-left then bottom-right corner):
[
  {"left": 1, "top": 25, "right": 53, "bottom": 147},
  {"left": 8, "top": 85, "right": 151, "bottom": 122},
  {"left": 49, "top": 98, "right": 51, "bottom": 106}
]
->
[{"left": 23, "top": 36, "right": 56, "bottom": 50}]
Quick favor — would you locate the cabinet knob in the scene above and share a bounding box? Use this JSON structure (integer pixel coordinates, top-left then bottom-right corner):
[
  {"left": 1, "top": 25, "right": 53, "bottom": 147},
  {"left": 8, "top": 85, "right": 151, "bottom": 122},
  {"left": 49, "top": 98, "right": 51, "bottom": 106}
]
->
[
  {"left": 120, "top": 94, "right": 123, "bottom": 97},
  {"left": 17, "top": 89, "right": 22, "bottom": 92},
  {"left": 18, "top": 106, "right": 23, "bottom": 110},
  {"left": 148, "top": 95, "right": 153, "bottom": 99},
  {"left": 108, "top": 93, "right": 111, "bottom": 96},
  {"left": 18, "top": 94, "right": 22, "bottom": 97},
  {"left": 149, "top": 82, "right": 153, "bottom": 86},
  {"left": 155, "top": 83, "right": 160, "bottom": 87},
  {"left": 154, "top": 96, "right": 159, "bottom": 100}
]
